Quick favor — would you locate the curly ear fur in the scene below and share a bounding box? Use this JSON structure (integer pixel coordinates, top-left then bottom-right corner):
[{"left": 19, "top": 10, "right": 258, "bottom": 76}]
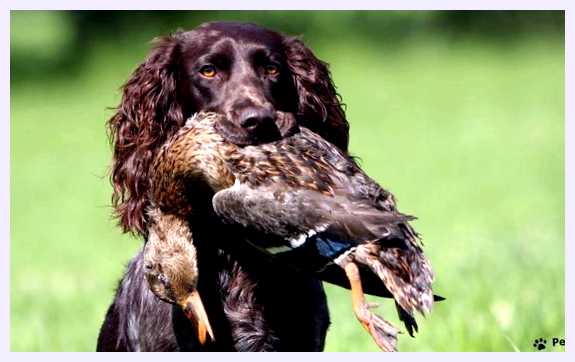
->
[
  {"left": 108, "top": 33, "right": 187, "bottom": 236},
  {"left": 283, "top": 36, "right": 349, "bottom": 151}
]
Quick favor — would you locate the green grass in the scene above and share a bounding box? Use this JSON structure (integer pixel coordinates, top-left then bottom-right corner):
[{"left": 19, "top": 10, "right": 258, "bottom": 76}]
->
[{"left": 11, "top": 30, "right": 564, "bottom": 351}]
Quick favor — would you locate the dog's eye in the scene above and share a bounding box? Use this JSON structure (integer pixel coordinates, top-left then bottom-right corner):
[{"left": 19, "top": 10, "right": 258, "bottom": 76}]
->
[
  {"left": 199, "top": 65, "right": 217, "bottom": 78},
  {"left": 264, "top": 63, "right": 280, "bottom": 76}
]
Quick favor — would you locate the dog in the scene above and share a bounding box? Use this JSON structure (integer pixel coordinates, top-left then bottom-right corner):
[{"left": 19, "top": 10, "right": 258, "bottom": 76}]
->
[{"left": 97, "top": 21, "right": 349, "bottom": 351}]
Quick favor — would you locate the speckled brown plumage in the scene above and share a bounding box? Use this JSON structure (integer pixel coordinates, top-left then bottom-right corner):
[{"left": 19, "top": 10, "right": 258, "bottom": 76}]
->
[{"left": 145, "top": 112, "right": 439, "bottom": 352}]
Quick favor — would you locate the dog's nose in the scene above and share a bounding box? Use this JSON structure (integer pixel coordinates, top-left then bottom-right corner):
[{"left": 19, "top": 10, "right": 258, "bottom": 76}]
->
[{"left": 239, "top": 107, "right": 274, "bottom": 131}]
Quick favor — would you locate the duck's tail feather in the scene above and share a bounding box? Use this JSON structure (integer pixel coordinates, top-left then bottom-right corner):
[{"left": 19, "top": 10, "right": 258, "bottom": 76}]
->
[
  {"left": 396, "top": 301, "right": 418, "bottom": 337},
  {"left": 381, "top": 246, "right": 434, "bottom": 315},
  {"left": 434, "top": 294, "right": 446, "bottom": 302},
  {"left": 355, "top": 240, "right": 434, "bottom": 318}
]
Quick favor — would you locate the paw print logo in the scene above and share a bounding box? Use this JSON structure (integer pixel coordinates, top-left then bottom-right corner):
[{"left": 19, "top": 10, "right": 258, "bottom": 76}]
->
[{"left": 533, "top": 338, "right": 547, "bottom": 350}]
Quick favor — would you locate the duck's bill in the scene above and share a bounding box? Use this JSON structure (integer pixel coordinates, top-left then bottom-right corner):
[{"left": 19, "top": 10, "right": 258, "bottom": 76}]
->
[{"left": 182, "top": 290, "right": 215, "bottom": 345}]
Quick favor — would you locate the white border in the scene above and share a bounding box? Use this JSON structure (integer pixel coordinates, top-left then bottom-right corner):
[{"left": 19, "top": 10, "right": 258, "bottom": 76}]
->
[
  {"left": 3, "top": 0, "right": 572, "bottom": 359},
  {"left": 2, "top": 1, "right": 571, "bottom": 11},
  {"left": 2, "top": 1, "right": 9, "bottom": 356}
]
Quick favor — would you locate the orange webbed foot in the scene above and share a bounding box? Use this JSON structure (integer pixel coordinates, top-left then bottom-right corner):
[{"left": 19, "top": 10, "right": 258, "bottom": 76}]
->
[{"left": 344, "top": 262, "right": 400, "bottom": 351}]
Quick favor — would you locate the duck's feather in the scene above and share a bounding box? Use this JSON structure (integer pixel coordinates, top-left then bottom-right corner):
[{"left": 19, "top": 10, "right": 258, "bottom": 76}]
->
[{"left": 213, "top": 182, "right": 414, "bottom": 259}]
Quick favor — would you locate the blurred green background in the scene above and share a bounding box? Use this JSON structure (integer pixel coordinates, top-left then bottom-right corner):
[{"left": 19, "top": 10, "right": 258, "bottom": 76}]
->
[{"left": 10, "top": 10, "right": 565, "bottom": 352}]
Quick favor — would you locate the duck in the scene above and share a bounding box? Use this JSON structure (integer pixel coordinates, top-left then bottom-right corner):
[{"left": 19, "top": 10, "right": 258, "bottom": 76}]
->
[{"left": 145, "top": 111, "right": 440, "bottom": 351}]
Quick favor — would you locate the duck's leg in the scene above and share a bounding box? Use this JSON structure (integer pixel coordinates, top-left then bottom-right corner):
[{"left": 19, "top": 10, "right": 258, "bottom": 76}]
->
[{"left": 343, "top": 262, "right": 400, "bottom": 351}]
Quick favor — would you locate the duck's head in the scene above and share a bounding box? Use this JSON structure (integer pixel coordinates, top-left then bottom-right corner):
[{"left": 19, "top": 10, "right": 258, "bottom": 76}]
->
[{"left": 143, "top": 213, "right": 215, "bottom": 345}]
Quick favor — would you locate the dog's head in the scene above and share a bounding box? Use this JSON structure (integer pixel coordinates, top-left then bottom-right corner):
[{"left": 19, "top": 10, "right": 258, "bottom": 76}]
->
[
  {"left": 180, "top": 22, "right": 301, "bottom": 145},
  {"left": 108, "top": 21, "right": 348, "bottom": 235}
]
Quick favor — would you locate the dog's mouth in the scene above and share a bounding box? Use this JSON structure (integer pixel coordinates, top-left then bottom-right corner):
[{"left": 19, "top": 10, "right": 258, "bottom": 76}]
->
[{"left": 214, "top": 111, "right": 299, "bottom": 146}]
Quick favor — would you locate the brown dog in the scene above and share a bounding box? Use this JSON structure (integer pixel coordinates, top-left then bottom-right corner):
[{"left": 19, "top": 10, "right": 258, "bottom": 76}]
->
[{"left": 98, "top": 21, "right": 348, "bottom": 351}]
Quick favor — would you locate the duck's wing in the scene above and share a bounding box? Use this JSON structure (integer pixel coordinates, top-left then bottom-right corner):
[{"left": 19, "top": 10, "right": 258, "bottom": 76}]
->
[{"left": 212, "top": 180, "right": 413, "bottom": 269}]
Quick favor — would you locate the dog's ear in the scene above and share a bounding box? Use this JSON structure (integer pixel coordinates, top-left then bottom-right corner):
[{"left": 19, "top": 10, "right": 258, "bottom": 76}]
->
[
  {"left": 283, "top": 36, "right": 349, "bottom": 152},
  {"left": 108, "top": 32, "right": 187, "bottom": 236}
]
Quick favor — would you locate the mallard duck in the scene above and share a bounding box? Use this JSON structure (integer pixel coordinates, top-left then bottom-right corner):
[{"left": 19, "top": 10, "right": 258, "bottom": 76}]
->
[{"left": 146, "top": 111, "right": 439, "bottom": 351}]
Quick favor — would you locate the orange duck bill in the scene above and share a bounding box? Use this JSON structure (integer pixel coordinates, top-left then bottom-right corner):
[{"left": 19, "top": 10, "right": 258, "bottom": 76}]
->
[{"left": 181, "top": 291, "right": 215, "bottom": 345}]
